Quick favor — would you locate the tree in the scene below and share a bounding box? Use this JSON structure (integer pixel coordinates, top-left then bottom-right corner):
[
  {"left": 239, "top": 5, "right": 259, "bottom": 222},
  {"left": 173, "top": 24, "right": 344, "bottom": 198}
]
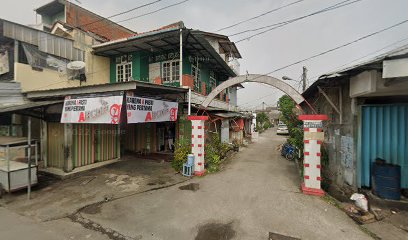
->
[
  {"left": 256, "top": 112, "right": 271, "bottom": 130},
  {"left": 278, "top": 95, "right": 303, "bottom": 152}
]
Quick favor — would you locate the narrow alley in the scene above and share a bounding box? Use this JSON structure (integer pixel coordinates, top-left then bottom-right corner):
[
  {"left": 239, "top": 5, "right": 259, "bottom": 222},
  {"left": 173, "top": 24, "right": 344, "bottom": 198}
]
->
[{"left": 64, "top": 130, "right": 372, "bottom": 240}]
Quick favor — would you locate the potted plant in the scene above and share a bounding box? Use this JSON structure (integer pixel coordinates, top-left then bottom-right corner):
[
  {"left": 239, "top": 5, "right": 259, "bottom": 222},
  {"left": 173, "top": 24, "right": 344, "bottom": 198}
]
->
[{"left": 232, "top": 138, "right": 240, "bottom": 152}]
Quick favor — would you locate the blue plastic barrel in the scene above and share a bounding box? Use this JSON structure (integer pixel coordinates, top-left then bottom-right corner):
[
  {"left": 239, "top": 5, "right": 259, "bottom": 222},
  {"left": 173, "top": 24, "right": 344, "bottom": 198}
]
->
[
  {"left": 373, "top": 164, "right": 401, "bottom": 200},
  {"left": 187, "top": 154, "right": 194, "bottom": 165}
]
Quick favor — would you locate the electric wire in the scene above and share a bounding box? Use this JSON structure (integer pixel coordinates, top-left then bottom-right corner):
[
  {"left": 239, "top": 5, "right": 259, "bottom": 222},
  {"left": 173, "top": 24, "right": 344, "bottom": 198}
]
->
[
  {"left": 231, "top": 0, "right": 361, "bottom": 37},
  {"left": 258, "top": 18, "right": 408, "bottom": 76},
  {"left": 33, "top": 0, "right": 190, "bottom": 44},
  {"left": 114, "top": 0, "right": 191, "bottom": 24},
  {"left": 232, "top": 0, "right": 363, "bottom": 42},
  {"left": 237, "top": 21, "right": 408, "bottom": 107},
  {"left": 215, "top": 0, "right": 305, "bottom": 32},
  {"left": 308, "top": 35, "right": 408, "bottom": 81},
  {"left": 76, "top": 0, "right": 165, "bottom": 29}
]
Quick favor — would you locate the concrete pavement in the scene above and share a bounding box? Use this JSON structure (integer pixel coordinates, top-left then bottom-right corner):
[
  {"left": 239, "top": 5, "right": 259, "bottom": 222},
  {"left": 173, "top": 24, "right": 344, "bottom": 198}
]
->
[
  {"left": 0, "top": 206, "right": 110, "bottom": 240},
  {"left": 77, "top": 129, "right": 372, "bottom": 240}
]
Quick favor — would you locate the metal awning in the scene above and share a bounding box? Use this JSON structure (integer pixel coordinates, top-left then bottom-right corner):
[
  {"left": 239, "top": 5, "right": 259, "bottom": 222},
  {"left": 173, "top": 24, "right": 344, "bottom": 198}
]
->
[
  {"left": 25, "top": 81, "right": 187, "bottom": 102},
  {"left": 0, "top": 100, "right": 63, "bottom": 114},
  {"left": 213, "top": 112, "right": 243, "bottom": 118},
  {"left": 0, "top": 136, "right": 31, "bottom": 147},
  {"left": 219, "top": 41, "right": 242, "bottom": 59},
  {"left": 93, "top": 26, "right": 238, "bottom": 77}
]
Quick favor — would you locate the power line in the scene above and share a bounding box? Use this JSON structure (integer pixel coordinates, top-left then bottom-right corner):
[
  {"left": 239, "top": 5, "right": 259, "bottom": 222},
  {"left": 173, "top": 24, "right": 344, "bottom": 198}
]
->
[
  {"left": 33, "top": 0, "right": 190, "bottom": 44},
  {"left": 239, "top": 89, "right": 281, "bottom": 106},
  {"left": 231, "top": 0, "right": 360, "bottom": 37},
  {"left": 232, "top": 0, "right": 363, "bottom": 42},
  {"left": 215, "top": 0, "right": 305, "bottom": 32},
  {"left": 259, "top": 18, "right": 408, "bottom": 76},
  {"left": 236, "top": 18, "right": 408, "bottom": 104},
  {"left": 230, "top": 0, "right": 358, "bottom": 37},
  {"left": 308, "top": 35, "right": 408, "bottom": 81},
  {"left": 78, "top": 0, "right": 165, "bottom": 29},
  {"left": 114, "top": 0, "right": 191, "bottom": 24}
]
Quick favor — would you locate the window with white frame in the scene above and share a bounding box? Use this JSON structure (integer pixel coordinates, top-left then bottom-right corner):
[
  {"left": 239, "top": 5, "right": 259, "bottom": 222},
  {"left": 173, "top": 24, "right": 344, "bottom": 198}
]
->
[
  {"left": 115, "top": 54, "right": 133, "bottom": 82},
  {"left": 192, "top": 64, "right": 201, "bottom": 91},
  {"left": 116, "top": 63, "right": 132, "bottom": 82},
  {"left": 162, "top": 60, "right": 179, "bottom": 83}
]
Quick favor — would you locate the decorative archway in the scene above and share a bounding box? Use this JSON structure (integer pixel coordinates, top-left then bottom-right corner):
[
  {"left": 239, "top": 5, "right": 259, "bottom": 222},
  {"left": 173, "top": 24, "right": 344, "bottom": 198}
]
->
[
  {"left": 194, "top": 74, "right": 327, "bottom": 197},
  {"left": 201, "top": 74, "right": 306, "bottom": 108}
]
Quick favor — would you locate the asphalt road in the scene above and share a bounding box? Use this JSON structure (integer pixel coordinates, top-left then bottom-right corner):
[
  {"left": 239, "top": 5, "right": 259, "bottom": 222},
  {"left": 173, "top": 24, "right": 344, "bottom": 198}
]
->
[{"left": 77, "top": 129, "right": 372, "bottom": 240}]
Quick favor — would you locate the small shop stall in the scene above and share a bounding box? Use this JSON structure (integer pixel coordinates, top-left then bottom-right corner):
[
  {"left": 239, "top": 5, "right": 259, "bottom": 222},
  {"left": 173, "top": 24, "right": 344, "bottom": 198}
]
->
[{"left": 0, "top": 136, "right": 38, "bottom": 192}]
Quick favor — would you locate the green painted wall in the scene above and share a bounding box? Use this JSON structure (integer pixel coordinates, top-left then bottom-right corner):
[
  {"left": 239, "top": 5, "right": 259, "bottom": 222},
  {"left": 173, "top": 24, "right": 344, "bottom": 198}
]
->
[
  {"left": 110, "top": 52, "right": 150, "bottom": 83},
  {"left": 183, "top": 57, "right": 192, "bottom": 75},
  {"left": 109, "top": 58, "right": 116, "bottom": 83},
  {"left": 200, "top": 64, "right": 210, "bottom": 94},
  {"left": 140, "top": 52, "right": 149, "bottom": 81},
  {"left": 109, "top": 51, "right": 228, "bottom": 96}
]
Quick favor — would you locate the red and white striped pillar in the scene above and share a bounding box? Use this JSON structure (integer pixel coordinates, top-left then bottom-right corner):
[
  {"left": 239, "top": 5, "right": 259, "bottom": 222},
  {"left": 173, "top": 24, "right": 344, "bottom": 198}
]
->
[
  {"left": 188, "top": 116, "right": 208, "bottom": 176},
  {"left": 298, "top": 115, "right": 328, "bottom": 196}
]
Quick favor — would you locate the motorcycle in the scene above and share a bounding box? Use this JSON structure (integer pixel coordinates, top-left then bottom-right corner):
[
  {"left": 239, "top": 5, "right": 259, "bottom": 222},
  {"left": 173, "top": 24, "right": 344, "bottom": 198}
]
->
[{"left": 281, "top": 143, "right": 296, "bottom": 161}]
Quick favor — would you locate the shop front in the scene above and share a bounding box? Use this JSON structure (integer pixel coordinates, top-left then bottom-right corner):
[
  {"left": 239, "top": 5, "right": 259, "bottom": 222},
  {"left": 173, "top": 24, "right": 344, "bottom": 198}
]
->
[
  {"left": 22, "top": 81, "right": 186, "bottom": 175},
  {"left": 47, "top": 91, "right": 182, "bottom": 173}
]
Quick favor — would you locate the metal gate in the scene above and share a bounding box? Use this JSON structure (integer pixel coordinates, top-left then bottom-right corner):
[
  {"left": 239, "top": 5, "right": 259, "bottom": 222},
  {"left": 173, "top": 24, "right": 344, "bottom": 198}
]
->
[
  {"left": 359, "top": 104, "right": 408, "bottom": 188},
  {"left": 47, "top": 122, "right": 65, "bottom": 168}
]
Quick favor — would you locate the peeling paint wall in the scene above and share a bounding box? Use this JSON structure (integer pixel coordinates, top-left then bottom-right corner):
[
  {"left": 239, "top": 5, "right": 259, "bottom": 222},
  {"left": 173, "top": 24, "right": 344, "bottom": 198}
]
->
[{"left": 305, "top": 79, "right": 358, "bottom": 191}]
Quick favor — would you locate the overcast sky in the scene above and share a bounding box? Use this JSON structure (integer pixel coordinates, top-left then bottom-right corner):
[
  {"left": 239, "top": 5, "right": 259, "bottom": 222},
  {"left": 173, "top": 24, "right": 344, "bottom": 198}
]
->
[{"left": 2, "top": 0, "right": 408, "bottom": 109}]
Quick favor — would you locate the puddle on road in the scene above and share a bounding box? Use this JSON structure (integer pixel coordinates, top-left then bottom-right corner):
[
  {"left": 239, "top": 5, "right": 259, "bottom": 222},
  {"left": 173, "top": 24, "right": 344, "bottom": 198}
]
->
[
  {"left": 195, "top": 222, "right": 236, "bottom": 240},
  {"left": 81, "top": 203, "right": 102, "bottom": 215},
  {"left": 179, "top": 183, "right": 200, "bottom": 191}
]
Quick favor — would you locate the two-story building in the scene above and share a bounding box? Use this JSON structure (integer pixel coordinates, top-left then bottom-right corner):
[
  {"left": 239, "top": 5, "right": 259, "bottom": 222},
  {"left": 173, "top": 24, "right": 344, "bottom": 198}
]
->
[
  {"left": 92, "top": 21, "right": 243, "bottom": 150},
  {"left": 0, "top": 1, "right": 243, "bottom": 178}
]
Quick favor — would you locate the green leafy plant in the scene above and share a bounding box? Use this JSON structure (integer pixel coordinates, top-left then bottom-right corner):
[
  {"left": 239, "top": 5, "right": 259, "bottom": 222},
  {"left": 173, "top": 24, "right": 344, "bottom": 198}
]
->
[
  {"left": 321, "top": 145, "right": 331, "bottom": 191},
  {"left": 232, "top": 138, "right": 240, "bottom": 152},
  {"left": 278, "top": 95, "right": 304, "bottom": 154},
  {"left": 256, "top": 112, "right": 272, "bottom": 132},
  {"left": 205, "top": 133, "right": 231, "bottom": 173},
  {"left": 206, "top": 152, "right": 221, "bottom": 173},
  {"left": 263, "top": 121, "right": 272, "bottom": 130},
  {"left": 172, "top": 140, "right": 190, "bottom": 172},
  {"left": 256, "top": 124, "right": 265, "bottom": 133}
]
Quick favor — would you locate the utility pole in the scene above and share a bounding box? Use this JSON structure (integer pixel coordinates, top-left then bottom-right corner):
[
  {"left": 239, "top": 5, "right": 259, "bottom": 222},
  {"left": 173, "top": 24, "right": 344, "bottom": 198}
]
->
[{"left": 301, "top": 66, "right": 307, "bottom": 92}]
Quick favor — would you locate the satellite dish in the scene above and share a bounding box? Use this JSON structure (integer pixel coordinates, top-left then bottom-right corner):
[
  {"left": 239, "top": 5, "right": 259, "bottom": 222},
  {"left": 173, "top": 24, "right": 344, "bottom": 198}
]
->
[{"left": 67, "top": 61, "right": 85, "bottom": 70}]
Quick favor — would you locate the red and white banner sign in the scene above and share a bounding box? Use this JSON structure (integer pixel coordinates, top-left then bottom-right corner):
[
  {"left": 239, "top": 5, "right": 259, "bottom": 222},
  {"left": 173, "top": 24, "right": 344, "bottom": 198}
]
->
[
  {"left": 126, "top": 96, "right": 178, "bottom": 123},
  {"left": 61, "top": 95, "right": 123, "bottom": 124}
]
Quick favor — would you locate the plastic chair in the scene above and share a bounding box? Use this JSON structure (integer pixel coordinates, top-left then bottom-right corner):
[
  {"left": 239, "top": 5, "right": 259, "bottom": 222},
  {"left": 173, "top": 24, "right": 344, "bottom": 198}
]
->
[{"left": 182, "top": 154, "right": 194, "bottom": 177}]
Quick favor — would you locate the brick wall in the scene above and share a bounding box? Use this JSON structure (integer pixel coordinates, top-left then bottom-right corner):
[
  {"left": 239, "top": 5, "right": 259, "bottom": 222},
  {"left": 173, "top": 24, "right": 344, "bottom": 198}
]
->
[{"left": 65, "top": 4, "right": 134, "bottom": 41}]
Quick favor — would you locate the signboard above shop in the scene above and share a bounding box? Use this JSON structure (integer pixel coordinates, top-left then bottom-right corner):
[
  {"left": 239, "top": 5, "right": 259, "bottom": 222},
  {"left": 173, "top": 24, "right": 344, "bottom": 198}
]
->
[
  {"left": 61, "top": 94, "right": 123, "bottom": 124},
  {"left": 60, "top": 93, "right": 178, "bottom": 124},
  {"left": 126, "top": 95, "right": 178, "bottom": 123}
]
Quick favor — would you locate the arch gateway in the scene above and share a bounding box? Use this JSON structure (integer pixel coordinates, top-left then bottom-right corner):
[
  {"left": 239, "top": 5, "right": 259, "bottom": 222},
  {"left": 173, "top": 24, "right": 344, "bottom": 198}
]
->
[
  {"left": 200, "top": 74, "right": 305, "bottom": 108},
  {"left": 191, "top": 74, "right": 327, "bottom": 196}
]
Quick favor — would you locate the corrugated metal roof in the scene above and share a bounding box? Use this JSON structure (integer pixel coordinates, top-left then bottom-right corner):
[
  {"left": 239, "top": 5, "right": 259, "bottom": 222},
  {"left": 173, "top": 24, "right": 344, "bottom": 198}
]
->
[
  {"left": 213, "top": 112, "right": 243, "bottom": 118},
  {"left": 0, "top": 100, "right": 63, "bottom": 113},
  {"left": 320, "top": 44, "right": 408, "bottom": 80},
  {"left": 25, "top": 81, "right": 187, "bottom": 100},
  {"left": 1, "top": 19, "right": 84, "bottom": 61},
  {"left": 303, "top": 44, "right": 408, "bottom": 98}
]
